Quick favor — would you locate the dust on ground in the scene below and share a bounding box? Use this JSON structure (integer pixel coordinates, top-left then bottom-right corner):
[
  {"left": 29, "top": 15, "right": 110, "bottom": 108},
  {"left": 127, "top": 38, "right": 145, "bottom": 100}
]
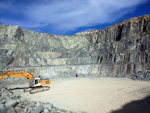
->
[{"left": 10, "top": 77, "right": 150, "bottom": 113}]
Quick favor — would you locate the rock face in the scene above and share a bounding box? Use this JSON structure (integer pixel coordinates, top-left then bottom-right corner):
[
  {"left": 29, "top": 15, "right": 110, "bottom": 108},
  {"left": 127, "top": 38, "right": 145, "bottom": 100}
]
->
[{"left": 0, "top": 14, "right": 150, "bottom": 78}]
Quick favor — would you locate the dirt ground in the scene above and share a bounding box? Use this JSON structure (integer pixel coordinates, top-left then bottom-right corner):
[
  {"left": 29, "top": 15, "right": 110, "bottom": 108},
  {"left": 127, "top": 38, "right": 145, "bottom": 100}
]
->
[{"left": 10, "top": 77, "right": 150, "bottom": 113}]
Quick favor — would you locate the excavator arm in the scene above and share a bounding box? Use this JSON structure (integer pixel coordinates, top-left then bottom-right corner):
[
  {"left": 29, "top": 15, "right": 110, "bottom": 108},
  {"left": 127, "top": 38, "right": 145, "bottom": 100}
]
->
[{"left": 0, "top": 70, "right": 34, "bottom": 82}]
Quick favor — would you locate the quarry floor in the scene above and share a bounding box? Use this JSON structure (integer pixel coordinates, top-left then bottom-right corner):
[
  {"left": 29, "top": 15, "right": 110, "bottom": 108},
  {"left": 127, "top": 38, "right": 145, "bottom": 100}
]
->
[{"left": 10, "top": 77, "right": 150, "bottom": 113}]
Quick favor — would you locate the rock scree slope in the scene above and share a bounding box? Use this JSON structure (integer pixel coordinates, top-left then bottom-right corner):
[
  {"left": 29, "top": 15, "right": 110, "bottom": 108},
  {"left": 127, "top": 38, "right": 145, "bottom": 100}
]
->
[{"left": 0, "top": 14, "right": 150, "bottom": 79}]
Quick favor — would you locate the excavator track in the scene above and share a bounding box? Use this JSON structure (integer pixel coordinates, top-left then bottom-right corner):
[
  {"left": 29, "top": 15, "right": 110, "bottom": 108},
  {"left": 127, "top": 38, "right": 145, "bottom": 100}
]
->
[
  {"left": 30, "top": 86, "right": 50, "bottom": 94},
  {"left": 24, "top": 88, "right": 32, "bottom": 92},
  {"left": 23, "top": 86, "right": 50, "bottom": 94}
]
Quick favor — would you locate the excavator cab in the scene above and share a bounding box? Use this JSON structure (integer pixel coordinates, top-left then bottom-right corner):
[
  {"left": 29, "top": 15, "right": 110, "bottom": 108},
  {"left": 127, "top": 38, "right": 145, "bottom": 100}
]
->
[{"left": 34, "top": 78, "right": 41, "bottom": 86}]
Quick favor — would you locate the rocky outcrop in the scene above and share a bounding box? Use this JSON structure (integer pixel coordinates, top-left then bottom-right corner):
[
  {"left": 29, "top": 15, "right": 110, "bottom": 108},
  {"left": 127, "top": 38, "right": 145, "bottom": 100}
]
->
[{"left": 0, "top": 14, "right": 150, "bottom": 78}]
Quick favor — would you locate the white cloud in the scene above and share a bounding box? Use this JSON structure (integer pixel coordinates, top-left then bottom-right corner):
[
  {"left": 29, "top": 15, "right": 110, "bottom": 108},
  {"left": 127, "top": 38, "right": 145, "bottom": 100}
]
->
[{"left": 0, "top": 0, "right": 148, "bottom": 34}]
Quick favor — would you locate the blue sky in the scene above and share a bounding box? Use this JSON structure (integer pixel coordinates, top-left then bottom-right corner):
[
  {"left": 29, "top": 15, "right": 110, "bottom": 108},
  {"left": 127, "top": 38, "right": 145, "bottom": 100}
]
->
[{"left": 0, "top": 0, "right": 150, "bottom": 35}]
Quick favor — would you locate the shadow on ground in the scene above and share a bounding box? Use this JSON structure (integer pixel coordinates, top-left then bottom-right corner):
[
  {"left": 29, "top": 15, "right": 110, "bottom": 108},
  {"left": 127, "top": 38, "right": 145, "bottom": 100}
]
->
[
  {"left": 111, "top": 96, "right": 150, "bottom": 113},
  {"left": 11, "top": 87, "right": 29, "bottom": 90}
]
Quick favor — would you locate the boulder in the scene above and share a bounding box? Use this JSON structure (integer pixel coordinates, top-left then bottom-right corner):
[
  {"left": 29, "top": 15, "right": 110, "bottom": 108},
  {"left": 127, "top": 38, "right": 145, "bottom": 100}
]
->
[
  {"left": 7, "top": 108, "right": 16, "bottom": 113},
  {"left": 42, "top": 102, "right": 53, "bottom": 111},
  {"left": 34, "top": 104, "right": 45, "bottom": 113},
  {"left": 43, "top": 109, "right": 49, "bottom": 113}
]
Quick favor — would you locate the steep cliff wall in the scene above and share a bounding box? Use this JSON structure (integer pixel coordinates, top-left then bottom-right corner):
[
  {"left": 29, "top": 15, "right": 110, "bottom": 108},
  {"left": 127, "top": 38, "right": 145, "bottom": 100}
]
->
[{"left": 0, "top": 14, "right": 150, "bottom": 78}]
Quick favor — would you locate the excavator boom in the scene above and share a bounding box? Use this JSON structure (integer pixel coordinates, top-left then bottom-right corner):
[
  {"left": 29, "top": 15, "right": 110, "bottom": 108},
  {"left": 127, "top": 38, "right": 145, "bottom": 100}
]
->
[{"left": 0, "top": 70, "right": 33, "bottom": 82}]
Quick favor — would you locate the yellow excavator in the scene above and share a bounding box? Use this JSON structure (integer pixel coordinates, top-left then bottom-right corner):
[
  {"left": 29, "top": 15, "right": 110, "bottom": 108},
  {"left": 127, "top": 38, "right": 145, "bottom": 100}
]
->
[{"left": 0, "top": 70, "right": 51, "bottom": 94}]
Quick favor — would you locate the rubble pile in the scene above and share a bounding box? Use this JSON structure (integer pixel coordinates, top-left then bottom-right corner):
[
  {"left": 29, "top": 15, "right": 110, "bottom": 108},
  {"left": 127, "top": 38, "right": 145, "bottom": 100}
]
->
[
  {"left": 0, "top": 86, "right": 73, "bottom": 113},
  {"left": 132, "top": 71, "right": 150, "bottom": 81}
]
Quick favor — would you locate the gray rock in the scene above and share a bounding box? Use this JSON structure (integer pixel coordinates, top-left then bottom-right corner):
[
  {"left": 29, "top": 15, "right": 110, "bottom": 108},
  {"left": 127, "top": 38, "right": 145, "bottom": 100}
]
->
[
  {"left": 43, "top": 109, "right": 49, "bottom": 113},
  {"left": 27, "top": 101, "right": 36, "bottom": 108},
  {"left": 7, "top": 108, "right": 16, "bottom": 113},
  {"left": 0, "top": 104, "right": 4, "bottom": 109},
  {"left": 15, "top": 106, "right": 25, "bottom": 113},
  {"left": 51, "top": 109, "right": 58, "bottom": 113},
  {"left": 4, "top": 100, "right": 18, "bottom": 108},
  {"left": 27, "top": 107, "right": 34, "bottom": 113},
  {"left": 0, "top": 108, "right": 9, "bottom": 113},
  {"left": 34, "top": 104, "right": 45, "bottom": 113},
  {"left": 42, "top": 102, "right": 53, "bottom": 111}
]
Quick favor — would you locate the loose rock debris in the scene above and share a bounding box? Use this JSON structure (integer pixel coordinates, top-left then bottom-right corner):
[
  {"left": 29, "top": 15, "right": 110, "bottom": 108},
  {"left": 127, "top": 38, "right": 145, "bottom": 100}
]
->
[{"left": 0, "top": 85, "right": 74, "bottom": 113}]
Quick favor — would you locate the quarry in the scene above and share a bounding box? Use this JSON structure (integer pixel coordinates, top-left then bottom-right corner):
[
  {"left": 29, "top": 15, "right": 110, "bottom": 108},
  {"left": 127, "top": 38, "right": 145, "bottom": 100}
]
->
[{"left": 0, "top": 14, "right": 150, "bottom": 113}]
